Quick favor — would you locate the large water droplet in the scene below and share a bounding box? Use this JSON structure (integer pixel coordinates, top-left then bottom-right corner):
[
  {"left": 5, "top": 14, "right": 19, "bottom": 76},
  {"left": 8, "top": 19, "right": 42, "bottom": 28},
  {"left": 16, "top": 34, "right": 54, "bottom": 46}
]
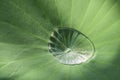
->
[{"left": 48, "top": 28, "right": 95, "bottom": 65}]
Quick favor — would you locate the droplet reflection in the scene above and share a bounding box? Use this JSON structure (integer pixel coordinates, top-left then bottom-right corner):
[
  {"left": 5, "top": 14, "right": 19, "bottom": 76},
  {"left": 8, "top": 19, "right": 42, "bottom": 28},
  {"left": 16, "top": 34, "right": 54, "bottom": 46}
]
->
[{"left": 48, "top": 28, "right": 95, "bottom": 65}]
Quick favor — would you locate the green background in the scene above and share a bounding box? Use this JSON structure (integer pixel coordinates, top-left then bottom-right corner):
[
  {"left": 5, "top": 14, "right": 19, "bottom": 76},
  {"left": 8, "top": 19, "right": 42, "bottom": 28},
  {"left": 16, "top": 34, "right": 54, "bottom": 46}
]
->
[{"left": 0, "top": 0, "right": 120, "bottom": 80}]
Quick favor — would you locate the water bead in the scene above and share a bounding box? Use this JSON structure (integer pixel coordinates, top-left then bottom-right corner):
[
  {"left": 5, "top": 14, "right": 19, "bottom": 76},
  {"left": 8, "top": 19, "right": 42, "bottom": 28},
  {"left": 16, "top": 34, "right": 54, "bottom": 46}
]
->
[{"left": 48, "top": 28, "right": 95, "bottom": 65}]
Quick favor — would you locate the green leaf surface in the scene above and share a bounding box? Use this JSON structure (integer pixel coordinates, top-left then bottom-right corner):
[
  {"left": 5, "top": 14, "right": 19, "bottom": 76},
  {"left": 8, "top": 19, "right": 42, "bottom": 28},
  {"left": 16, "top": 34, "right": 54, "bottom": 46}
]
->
[{"left": 0, "top": 0, "right": 120, "bottom": 80}]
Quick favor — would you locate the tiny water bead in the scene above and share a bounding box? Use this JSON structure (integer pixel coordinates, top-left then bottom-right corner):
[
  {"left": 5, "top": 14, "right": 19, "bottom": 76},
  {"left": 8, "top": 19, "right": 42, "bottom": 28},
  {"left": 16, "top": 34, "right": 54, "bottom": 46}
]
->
[{"left": 48, "top": 28, "right": 95, "bottom": 65}]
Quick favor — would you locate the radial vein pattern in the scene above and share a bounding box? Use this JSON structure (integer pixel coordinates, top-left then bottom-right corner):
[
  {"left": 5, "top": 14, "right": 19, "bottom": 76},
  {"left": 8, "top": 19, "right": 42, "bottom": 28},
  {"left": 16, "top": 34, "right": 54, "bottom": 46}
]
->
[{"left": 0, "top": 0, "right": 120, "bottom": 80}]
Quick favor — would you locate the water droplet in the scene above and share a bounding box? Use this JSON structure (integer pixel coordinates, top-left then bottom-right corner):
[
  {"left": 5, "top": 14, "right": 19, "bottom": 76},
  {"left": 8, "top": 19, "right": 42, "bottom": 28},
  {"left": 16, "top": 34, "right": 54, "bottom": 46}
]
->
[{"left": 48, "top": 27, "right": 95, "bottom": 65}]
